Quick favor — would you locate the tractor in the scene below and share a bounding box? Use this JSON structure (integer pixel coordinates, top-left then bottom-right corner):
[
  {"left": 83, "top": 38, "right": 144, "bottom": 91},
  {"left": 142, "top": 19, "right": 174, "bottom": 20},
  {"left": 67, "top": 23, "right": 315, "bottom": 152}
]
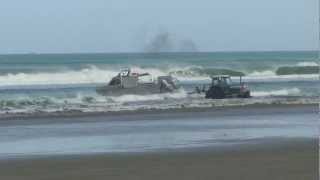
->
[{"left": 205, "top": 75, "right": 250, "bottom": 99}]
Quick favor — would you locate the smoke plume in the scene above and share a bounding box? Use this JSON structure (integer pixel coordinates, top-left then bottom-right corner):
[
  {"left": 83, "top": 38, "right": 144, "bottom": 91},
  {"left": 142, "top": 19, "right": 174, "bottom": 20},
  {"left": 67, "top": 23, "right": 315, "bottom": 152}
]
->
[{"left": 144, "top": 31, "right": 198, "bottom": 53}]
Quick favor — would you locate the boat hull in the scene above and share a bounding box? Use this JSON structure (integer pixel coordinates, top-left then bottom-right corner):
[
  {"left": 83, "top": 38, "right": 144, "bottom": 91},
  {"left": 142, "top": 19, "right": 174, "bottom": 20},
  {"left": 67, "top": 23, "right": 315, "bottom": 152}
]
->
[{"left": 96, "top": 83, "right": 177, "bottom": 96}]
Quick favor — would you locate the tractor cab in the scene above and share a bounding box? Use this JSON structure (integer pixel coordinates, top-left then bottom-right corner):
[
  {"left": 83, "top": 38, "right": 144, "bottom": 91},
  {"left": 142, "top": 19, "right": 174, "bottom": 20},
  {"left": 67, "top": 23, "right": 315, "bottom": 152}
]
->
[{"left": 211, "top": 75, "right": 232, "bottom": 87}]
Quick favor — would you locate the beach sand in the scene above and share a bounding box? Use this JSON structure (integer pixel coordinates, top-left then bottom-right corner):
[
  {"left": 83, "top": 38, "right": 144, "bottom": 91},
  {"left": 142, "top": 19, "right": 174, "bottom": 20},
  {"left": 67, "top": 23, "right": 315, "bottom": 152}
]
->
[
  {"left": 0, "top": 104, "right": 318, "bottom": 180},
  {"left": 0, "top": 138, "right": 317, "bottom": 180}
]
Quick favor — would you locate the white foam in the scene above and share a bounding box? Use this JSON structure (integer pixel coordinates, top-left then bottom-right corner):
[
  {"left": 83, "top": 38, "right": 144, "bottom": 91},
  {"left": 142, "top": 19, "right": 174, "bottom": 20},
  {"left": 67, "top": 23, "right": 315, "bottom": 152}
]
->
[
  {"left": 109, "top": 89, "right": 187, "bottom": 103},
  {"left": 0, "top": 66, "right": 173, "bottom": 87},
  {"left": 0, "top": 66, "right": 118, "bottom": 86},
  {"left": 251, "top": 88, "right": 301, "bottom": 97},
  {"left": 296, "top": 61, "right": 319, "bottom": 67},
  {"left": 244, "top": 74, "right": 319, "bottom": 82},
  {"left": 0, "top": 65, "right": 318, "bottom": 87},
  {"left": 247, "top": 70, "right": 276, "bottom": 77}
]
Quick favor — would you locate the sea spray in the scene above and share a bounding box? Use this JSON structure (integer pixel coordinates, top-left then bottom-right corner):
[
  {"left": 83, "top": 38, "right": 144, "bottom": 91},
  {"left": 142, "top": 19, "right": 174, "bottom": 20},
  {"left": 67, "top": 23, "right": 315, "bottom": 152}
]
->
[
  {"left": 251, "top": 88, "right": 301, "bottom": 97},
  {"left": 296, "top": 61, "right": 319, "bottom": 67},
  {"left": 0, "top": 65, "right": 318, "bottom": 87},
  {"left": 109, "top": 89, "right": 187, "bottom": 103}
]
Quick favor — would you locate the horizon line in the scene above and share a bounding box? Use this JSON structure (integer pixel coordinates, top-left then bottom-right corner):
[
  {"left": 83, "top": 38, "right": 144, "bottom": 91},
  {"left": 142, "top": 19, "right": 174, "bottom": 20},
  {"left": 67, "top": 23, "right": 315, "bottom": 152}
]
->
[{"left": 0, "top": 49, "right": 317, "bottom": 56}]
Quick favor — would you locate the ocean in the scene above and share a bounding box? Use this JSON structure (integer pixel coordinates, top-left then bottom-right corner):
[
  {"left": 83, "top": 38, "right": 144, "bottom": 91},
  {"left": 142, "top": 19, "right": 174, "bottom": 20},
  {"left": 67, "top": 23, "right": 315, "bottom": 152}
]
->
[{"left": 0, "top": 51, "right": 318, "bottom": 115}]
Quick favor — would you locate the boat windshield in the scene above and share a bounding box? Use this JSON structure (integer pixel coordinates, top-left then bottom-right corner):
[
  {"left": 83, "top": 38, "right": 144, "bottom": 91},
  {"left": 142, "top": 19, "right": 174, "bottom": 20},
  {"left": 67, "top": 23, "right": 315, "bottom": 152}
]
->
[{"left": 120, "top": 69, "right": 130, "bottom": 77}]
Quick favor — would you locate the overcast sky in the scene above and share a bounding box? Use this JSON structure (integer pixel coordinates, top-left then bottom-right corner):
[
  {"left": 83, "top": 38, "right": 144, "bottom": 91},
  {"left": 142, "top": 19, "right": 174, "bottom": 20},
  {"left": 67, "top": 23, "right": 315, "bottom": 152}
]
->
[{"left": 0, "top": 0, "right": 318, "bottom": 54}]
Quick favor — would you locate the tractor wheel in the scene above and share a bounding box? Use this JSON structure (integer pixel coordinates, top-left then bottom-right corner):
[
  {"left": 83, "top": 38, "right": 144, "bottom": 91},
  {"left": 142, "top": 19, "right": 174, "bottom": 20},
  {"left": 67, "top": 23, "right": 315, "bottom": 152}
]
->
[
  {"left": 242, "top": 91, "right": 251, "bottom": 98},
  {"left": 206, "top": 87, "right": 225, "bottom": 99},
  {"left": 205, "top": 89, "right": 213, "bottom": 98},
  {"left": 213, "top": 87, "right": 225, "bottom": 99}
]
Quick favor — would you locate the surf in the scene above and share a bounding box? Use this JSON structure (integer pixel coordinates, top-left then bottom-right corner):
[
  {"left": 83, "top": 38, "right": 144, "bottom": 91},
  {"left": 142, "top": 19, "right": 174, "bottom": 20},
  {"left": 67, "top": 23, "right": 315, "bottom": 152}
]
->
[{"left": 0, "top": 65, "right": 318, "bottom": 87}]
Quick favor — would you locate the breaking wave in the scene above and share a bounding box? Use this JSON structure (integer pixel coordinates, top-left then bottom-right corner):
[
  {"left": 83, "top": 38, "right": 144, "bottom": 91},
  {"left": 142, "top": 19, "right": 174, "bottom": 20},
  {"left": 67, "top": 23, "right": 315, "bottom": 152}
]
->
[
  {"left": 1, "top": 92, "right": 317, "bottom": 117},
  {"left": 247, "top": 70, "right": 276, "bottom": 76},
  {"left": 169, "top": 68, "right": 245, "bottom": 77},
  {"left": 0, "top": 65, "right": 318, "bottom": 87},
  {"left": 0, "top": 66, "right": 117, "bottom": 86},
  {"left": 109, "top": 89, "right": 187, "bottom": 103},
  {"left": 296, "top": 61, "right": 319, "bottom": 67},
  {"left": 0, "top": 90, "right": 188, "bottom": 110},
  {"left": 276, "top": 66, "right": 319, "bottom": 75}
]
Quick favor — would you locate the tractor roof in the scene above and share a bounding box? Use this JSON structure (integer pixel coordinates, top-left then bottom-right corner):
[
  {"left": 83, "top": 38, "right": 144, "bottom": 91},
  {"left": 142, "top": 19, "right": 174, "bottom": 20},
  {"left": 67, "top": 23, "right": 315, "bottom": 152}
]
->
[{"left": 210, "top": 75, "right": 231, "bottom": 79}]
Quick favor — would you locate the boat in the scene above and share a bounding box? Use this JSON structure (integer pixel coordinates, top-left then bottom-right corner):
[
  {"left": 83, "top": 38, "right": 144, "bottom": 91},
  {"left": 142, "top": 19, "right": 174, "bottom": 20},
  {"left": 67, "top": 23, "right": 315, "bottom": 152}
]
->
[{"left": 96, "top": 68, "right": 180, "bottom": 96}]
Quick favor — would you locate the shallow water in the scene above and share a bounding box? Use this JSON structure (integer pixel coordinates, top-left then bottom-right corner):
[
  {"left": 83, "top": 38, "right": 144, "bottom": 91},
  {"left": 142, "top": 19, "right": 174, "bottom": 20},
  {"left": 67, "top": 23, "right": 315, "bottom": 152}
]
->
[{"left": 0, "top": 107, "right": 317, "bottom": 159}]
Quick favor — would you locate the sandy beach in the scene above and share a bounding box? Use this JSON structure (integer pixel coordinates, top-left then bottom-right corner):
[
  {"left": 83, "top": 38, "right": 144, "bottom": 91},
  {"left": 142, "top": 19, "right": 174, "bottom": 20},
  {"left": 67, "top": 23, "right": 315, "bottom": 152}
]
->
[
  {"left": 0, "top": 138, "right": 317, "bottom": 180},
  {"left": 0, "top": 104, "right": 318, "bottom": 180}
]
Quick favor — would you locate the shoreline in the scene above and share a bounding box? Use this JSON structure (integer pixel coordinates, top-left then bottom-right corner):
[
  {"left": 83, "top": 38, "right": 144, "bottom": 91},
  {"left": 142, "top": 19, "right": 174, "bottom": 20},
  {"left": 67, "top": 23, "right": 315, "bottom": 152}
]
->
[
  {"left": 0, "top": 102, "right": 317, "bottom": 180},
  {"left": 0, "top": 103, "right": 316, "bottom": 161},
  {"left": 0, "top": 103, "right": 318, "bottom": 121}
]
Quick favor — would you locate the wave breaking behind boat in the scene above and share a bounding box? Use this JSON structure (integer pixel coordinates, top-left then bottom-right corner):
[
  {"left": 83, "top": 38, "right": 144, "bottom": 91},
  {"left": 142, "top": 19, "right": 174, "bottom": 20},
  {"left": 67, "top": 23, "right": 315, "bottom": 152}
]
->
[{"left": 96, "top": 68, "right": 181, "bottom": 96}]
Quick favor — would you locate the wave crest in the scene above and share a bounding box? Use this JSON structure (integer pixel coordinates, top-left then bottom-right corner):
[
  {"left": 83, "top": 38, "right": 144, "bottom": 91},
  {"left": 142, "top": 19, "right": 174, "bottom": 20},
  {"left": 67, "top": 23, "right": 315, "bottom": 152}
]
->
[
  {"left": 276, "top": 66, "right": 319, "bottom": 75},
  {"left": 247, "top": 70, "right": 276, "bottom": 76},
  {"left": 0, "top": 66, "right": 118, "bottom": 86},
  {"left": 296, "top": 61, "right": 318, "bottom": 67},
  {"left": 0, "top": 65, "right": 318, "bottom": 87}
]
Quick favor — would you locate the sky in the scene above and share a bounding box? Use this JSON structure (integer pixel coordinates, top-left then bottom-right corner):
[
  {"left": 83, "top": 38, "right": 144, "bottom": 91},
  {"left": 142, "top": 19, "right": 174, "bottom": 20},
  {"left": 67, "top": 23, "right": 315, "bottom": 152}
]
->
[{"left": 0, "top": 0, "right": 318, "bottom": 54}]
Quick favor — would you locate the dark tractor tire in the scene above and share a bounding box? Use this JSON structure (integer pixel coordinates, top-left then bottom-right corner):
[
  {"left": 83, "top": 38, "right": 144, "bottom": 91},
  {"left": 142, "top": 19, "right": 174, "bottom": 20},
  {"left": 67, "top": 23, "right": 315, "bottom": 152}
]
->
[
  {"left": 205, "top": 90, "right": 213, "bottom": 99},
  {"left": 242, "top": 91, "right": 251, "bottom": 98},
  {"left": 206, "top": 87, "right": 225, "bottom": 99}
]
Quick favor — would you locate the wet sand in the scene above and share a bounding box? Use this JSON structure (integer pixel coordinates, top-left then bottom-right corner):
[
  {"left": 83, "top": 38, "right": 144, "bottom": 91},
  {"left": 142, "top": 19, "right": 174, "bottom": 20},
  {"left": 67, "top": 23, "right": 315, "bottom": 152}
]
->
[
  {"left": 0, "top": 138, "right": 317, "bottom": 180},
  {"left": 0, "top": 104, "right": 318, "bottom": 180}
]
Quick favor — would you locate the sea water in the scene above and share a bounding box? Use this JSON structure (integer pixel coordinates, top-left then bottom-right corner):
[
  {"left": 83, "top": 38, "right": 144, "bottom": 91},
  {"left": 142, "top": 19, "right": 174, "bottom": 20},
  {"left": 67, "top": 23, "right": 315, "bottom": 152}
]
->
[
  {"left": 0, "top": 51, "right": 318, "bottom": 115},
  {"left": 0, "top": 107, "right": 317, "bottom": 158}
]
